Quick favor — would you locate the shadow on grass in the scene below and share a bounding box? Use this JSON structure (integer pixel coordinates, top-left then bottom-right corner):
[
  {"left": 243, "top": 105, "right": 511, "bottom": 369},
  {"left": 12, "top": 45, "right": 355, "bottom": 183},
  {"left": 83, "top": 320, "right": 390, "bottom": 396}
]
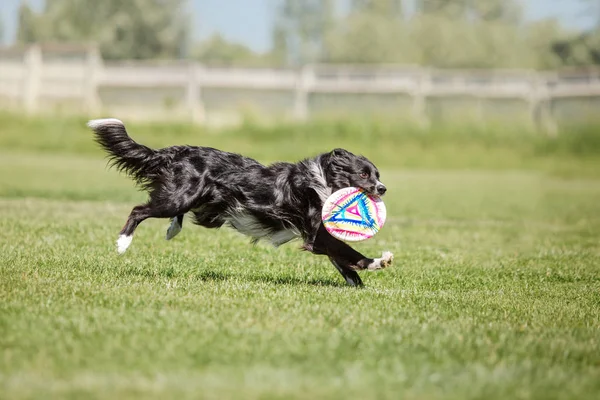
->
[
  {"left": 120, "top": 265, "right": 348, "bottom": 288},
  {"left": 196, "top": 269, "right": 348, "bottom": 288}
]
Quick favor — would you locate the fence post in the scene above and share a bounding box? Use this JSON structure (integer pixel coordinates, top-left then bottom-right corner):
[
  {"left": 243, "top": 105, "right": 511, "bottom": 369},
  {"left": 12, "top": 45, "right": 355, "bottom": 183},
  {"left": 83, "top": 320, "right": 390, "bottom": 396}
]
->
[
  {"left": 412, "top": 68, "right": 430, "bottom": 128},
  {"left": 23, "top": 45, "right": 42, "bottom": 113},
  {"left": 529, "top": 73, "right": 557, "bottom": 136},
  {"left": 85, "top": 45, "right": 102, "bottom": 113},
  {"left": 294, "top": 65, "right": 313, "bottom": 120},
  {"left": 187, "top": 62, "right": 205, "bottom": 124}
]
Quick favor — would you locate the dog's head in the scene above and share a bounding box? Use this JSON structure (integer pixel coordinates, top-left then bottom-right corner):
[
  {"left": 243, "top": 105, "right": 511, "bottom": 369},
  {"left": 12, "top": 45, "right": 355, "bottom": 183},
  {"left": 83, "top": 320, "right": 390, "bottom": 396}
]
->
[{"left": 325, "top": 148, "right": 386, "bottom": 196}]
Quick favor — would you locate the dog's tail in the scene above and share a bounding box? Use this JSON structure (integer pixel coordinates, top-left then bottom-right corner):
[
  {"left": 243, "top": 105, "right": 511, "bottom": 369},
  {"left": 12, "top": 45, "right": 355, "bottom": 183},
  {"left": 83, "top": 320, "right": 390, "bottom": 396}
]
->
[{"left": 87, "top": 118, "right": 162, "bottom": 189}]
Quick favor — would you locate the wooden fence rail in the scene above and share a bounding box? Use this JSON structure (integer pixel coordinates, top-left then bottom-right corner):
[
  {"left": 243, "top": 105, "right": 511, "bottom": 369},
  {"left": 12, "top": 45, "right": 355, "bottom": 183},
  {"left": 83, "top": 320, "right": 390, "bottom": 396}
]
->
[{"left": 2, "top": 44, "right": 600, "bottom": 129}]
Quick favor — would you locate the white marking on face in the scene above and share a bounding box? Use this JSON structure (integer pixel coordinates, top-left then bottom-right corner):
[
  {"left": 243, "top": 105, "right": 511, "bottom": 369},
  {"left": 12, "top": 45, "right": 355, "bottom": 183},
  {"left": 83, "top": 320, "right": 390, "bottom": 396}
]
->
[
  {"left": 165, "top": 218, "right": 182, "bottom": 240},
  {"left": 116, "top": 234, "right": 133, "bottom": 254}
]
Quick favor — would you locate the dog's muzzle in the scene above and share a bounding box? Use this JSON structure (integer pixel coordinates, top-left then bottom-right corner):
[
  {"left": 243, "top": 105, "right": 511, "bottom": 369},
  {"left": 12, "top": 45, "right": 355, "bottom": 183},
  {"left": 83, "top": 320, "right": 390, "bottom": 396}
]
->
[{"left": 375, "top": 181, "right": 387, "bottom": 196}]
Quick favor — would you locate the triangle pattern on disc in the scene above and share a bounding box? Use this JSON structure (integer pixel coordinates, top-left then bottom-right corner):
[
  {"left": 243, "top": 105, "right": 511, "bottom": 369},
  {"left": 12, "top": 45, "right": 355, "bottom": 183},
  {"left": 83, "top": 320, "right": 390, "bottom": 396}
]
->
[{"left": 326, "top": 192, "right": 376, "bottom": 229}]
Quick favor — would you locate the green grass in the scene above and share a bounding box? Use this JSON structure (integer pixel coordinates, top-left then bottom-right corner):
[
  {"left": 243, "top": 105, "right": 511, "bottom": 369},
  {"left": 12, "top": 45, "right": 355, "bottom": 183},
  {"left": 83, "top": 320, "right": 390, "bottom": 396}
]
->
[
  {"left": 2, "top": 111, "right": 600, "bottom": 176},
  {"left": 1, "top": 112, "right": 599, "bottom": 399}
]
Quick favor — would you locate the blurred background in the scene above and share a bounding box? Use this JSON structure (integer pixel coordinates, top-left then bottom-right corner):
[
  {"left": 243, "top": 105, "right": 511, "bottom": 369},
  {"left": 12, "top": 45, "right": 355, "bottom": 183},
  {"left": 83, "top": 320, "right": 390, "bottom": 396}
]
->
[
  {"left": 1, "top": 0, "right": 600, "bottom": 131},
  {"left": 3, "top": 4, "right": 600, "bottom": 399}
]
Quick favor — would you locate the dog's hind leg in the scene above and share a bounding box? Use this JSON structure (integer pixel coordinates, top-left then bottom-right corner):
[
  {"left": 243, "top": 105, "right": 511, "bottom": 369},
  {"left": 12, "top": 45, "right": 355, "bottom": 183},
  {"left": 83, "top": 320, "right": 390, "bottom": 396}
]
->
[
  {"left": 117, "top": 201, "right": 192, "bottom": 254},
  {"left": 117, "top": 178, "right": 207, "bottom": 252},
  {"left": 166, "top": 214, "right": 184, "bottom": 240},
  {"left": 117, "top": 204, "right": 154, "bottom": 254}
]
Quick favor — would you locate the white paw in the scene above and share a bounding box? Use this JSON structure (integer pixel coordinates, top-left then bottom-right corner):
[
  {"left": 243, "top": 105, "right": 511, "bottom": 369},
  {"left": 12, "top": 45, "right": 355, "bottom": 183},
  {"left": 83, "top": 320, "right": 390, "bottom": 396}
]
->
[
  {"left": 165, "top": 218, "right": 182, "bottom": 240},
  {"left": 116, "top": 235, "right": 132, "bottom": 254},
  {"left": 367, "top": 251, "right": 394, "bottom": 271}
]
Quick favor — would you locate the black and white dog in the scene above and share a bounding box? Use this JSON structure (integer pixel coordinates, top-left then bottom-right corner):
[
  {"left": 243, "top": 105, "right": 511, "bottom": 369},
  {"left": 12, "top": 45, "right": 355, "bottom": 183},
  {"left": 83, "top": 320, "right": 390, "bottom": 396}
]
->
[{"left": 88, "top": 118, "right": 393, "bottom": 286}]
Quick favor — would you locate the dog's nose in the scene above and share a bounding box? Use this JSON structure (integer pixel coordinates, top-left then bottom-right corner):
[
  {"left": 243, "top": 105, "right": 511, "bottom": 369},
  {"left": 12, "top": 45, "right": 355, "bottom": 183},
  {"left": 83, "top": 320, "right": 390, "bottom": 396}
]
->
[{"left": 376, "top": 184, "right": 387, "bottom": 195}]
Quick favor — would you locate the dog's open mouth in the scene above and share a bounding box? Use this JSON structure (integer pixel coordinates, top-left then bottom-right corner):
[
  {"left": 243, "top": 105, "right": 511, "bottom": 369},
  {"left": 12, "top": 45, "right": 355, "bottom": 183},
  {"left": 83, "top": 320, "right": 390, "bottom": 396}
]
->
[
  {"left": 364, "top": 183, "right": 387, "bottom": 197},
  {"left": 365, "top": 188, "right": 386, "bottom": 197}
]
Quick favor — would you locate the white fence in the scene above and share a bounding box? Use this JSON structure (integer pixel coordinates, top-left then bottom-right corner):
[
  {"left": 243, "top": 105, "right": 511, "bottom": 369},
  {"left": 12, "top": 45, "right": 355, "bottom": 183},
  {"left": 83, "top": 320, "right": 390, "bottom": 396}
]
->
[{"left": 1, "top": 44, "right": 600, "bottom": 129}]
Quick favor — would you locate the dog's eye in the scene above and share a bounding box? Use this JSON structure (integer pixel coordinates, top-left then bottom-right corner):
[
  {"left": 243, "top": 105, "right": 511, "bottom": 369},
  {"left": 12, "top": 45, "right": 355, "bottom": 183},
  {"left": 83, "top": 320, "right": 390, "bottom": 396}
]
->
[{"left": 359, "top": 172, "right": 369, "bottom": 179}]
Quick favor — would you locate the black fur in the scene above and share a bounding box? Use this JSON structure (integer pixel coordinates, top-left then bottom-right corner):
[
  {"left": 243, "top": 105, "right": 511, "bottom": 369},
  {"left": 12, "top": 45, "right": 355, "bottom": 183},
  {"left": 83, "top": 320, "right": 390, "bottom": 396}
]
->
[{"left": 89, "top": 118, "right": 392, "bottom": 286}]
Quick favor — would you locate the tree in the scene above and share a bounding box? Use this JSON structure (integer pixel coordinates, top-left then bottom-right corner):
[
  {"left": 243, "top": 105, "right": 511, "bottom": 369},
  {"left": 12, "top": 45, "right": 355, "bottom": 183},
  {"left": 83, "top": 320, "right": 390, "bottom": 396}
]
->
[
  {"left": 193, "top": 34, "right": 270, "bottom": 66},
  {"left": 407, "top": 0, "right": 526, "bottom": 68},
  {"left": 470, "top": 0, "right": 522, "bottom": 24},
  {"left": 319, "top": 0, "right": 531, "bottom": 67},
  {"left": 350, "top": 0, "right": 403, "bottom": 17},
  {"left": 547, "top": 1, "right": 600, "bottom": 67},
  {"left": 525, "top": 19, "right": 565, "bottom": 69},
  {"left": 272, "top": 0, "right": 335, "bottom": 64},
  {"left": 415, "top": 0, "right": 521, "bottom": 24},
  {"left": 16, "top": 2, "right": 40, "bottom": 44},
  {"left": 15, "top": 0, "right": 190, "bottom": 60},
  {"left": 324, "top": 11, "right": 413, "bottom": 64},
  {"left": 415, "top": 0, "right": 470, "bottom": 19},
  {"left": 270, "top": 22, "right": 289, "bottom": 65},
  {"left": 322, "top": 0, "right": 411, "bottom": 64},
  {"left": 552, "top": 33, "right": 600, "bottom": 67},
  {"left": 277, "top": 0, "right": 580, "bottom": 69},
  {"left": 549, "top": 1, "right": 600, "bottom": 66}
]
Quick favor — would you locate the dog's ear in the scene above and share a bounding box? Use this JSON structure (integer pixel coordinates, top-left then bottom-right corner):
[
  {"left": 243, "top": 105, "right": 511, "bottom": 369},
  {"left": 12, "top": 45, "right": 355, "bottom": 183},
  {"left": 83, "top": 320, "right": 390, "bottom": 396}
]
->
[{"left": 330, "top": 148, "right": 348, "bottom": 158}]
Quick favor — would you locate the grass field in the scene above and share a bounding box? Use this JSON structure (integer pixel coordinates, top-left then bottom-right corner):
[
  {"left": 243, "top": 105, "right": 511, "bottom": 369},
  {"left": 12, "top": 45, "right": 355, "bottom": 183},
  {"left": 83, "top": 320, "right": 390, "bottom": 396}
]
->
[{"left": 1, "top": 113, "right": 599, "bottom": 399}]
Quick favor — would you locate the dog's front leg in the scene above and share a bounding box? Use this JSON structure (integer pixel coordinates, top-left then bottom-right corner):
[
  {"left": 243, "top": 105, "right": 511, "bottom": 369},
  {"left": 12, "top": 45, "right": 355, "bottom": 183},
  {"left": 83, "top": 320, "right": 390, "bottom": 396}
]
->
[
  {"left": 310, "top": 224, "right": 393, "bottom": 286},
  {"left": 328, "top": 256, "right": 363, "bottom": 287}
]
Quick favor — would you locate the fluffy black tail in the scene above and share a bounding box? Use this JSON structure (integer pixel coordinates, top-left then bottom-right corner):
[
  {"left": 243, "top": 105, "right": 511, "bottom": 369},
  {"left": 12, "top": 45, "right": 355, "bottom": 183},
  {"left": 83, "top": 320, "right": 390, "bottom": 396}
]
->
[{"left": 88, "top": 118, "right": 162, "bottom": 189}]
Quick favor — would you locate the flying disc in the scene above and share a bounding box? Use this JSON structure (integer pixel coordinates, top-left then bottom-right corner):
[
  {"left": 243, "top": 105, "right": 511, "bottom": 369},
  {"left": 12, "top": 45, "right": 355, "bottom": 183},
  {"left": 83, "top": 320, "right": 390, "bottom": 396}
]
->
[{"left": 321, "top": 187, "right": 387, "bottom": 242}]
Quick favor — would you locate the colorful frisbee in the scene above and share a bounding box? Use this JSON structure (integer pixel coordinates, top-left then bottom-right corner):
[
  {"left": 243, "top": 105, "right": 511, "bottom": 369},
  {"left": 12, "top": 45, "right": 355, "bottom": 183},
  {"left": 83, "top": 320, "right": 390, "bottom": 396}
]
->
[{"left": 322, "top": 187, "right": 387, "bottom": 242}]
